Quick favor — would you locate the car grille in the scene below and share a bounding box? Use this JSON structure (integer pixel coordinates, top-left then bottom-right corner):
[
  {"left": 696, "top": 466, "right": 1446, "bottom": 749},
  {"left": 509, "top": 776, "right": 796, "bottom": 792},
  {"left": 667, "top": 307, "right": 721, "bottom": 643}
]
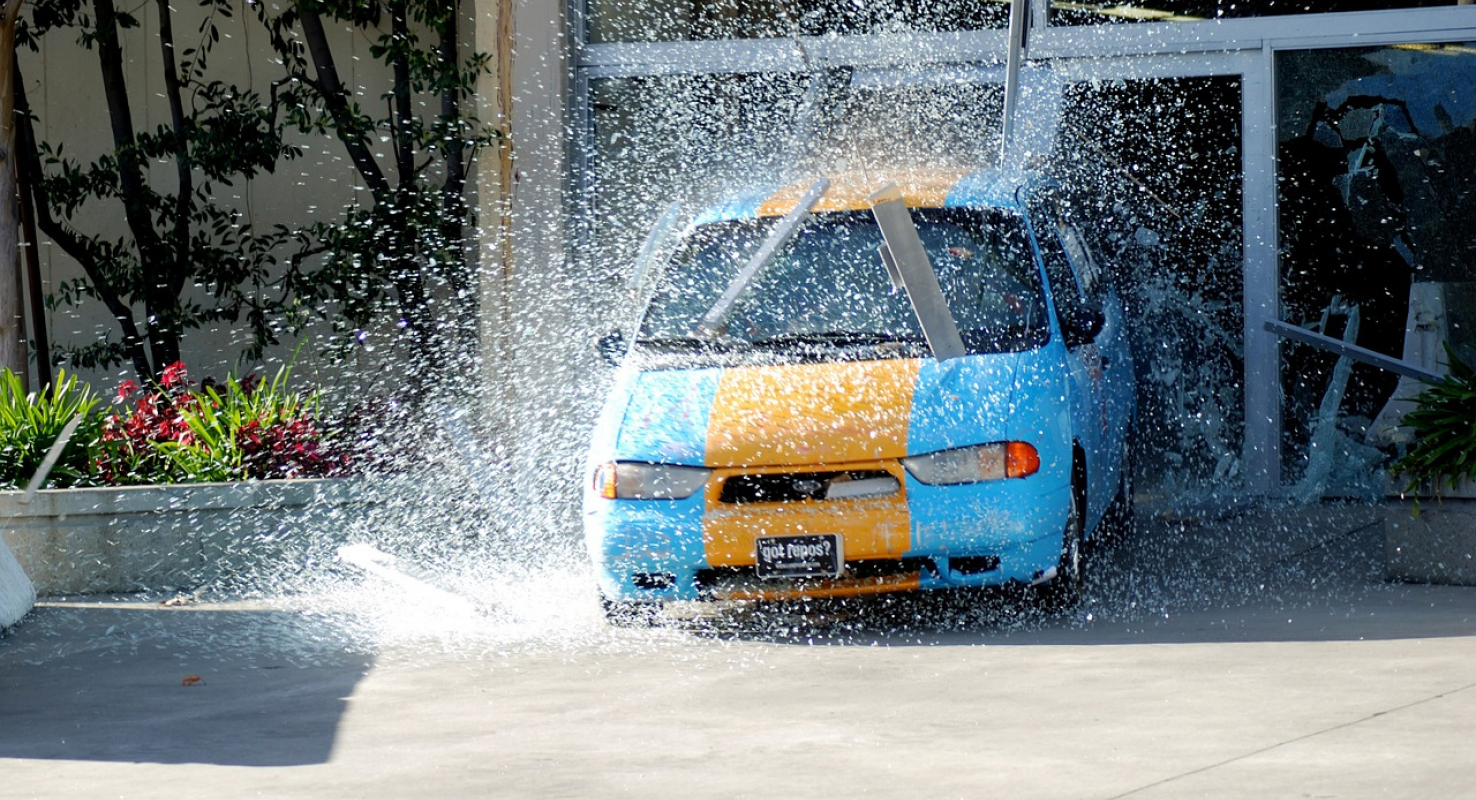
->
[
  {"left": 695, "top": 557, "right": 935, "bottom": 593},
  {"left": 717, "top": 470, "right": 901, "bottom": 504}
]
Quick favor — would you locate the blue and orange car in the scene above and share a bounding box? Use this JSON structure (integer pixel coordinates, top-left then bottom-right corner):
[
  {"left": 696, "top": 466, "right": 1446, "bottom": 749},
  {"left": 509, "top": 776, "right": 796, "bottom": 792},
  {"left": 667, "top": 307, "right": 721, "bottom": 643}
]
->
[{"left": 584, "top": 168, "right": 1135, "bottom": 623}]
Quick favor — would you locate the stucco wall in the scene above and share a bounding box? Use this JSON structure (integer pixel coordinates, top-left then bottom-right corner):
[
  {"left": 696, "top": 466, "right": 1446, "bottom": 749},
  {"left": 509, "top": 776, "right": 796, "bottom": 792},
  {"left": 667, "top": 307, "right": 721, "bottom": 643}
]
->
[{"left": 17, "top": 4, "right": 454, "bottom": 399}]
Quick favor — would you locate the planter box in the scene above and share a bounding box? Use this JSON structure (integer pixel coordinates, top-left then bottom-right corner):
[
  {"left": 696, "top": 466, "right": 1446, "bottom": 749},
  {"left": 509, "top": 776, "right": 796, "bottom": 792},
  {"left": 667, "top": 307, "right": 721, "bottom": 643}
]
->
[
  {"left": 0, "top": 479, "right": 368, "bottom": 596},
  {"left": 1385, "top": 498, "right": 1476, "bottom": 585},
  {"left": 1386, "top": 474, "right": 1476, "bottom": 501}
]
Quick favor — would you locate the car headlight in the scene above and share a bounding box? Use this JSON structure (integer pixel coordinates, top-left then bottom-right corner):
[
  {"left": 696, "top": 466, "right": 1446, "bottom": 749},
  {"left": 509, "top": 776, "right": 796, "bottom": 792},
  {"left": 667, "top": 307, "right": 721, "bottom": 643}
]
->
[
  {"left": 593, "top": 462, "right": 711, "bottom": 500},
  {"left": 901, "top": 442, "right": 1040, "bottom": 485}
]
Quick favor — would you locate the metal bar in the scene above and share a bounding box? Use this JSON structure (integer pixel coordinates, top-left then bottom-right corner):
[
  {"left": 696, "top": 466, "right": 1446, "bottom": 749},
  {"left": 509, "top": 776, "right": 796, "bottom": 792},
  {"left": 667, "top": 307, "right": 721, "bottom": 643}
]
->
[
  {"left": 578, "top": 9, "right": 1476, "bottom": 75},
  {"left": 20, "top": 413, "right": 84, "bottom": 504},
  {"left": 1030, "top": 0, "right": 1050, "bottom": 32},
  {"left": 627, "top": 201, "right": 684, "bottom": 292},
  {"left": 999, "top": 0, "right": 1030, "bottom": 165},
  {"left": 869, "top": 183, "right": 966, "bottom": 362},
  {"left": 1240, "top": 45, "right": 1281, "bottom": 495},
  {"left": 698, "top": 178, "right": 829, "bottom": 337},
  {"left": 1264, "top": 319, "right": 1443, "bottom": 384},
  {"left": 877, "top": 243, "right": 902, "bottom": 289}
]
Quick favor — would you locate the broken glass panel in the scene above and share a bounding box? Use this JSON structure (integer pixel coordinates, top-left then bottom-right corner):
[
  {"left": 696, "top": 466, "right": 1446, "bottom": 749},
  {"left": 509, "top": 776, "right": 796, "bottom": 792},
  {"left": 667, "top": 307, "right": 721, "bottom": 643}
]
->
[
  {"left": 1050, "top": 1, "right": 1459, "bottom": 25},
  {"left": 1049, "top": 77, "right": 1245, "bottom": 495},
  {"left": 1277, "top": 41, "right": 1476, "bottom": 497}
]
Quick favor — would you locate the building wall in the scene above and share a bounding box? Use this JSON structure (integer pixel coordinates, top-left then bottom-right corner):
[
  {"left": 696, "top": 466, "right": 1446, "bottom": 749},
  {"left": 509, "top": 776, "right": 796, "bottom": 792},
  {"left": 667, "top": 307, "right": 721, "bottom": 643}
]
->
[{"left": 18, "top": 4, "right": 430, "bottom": 400}]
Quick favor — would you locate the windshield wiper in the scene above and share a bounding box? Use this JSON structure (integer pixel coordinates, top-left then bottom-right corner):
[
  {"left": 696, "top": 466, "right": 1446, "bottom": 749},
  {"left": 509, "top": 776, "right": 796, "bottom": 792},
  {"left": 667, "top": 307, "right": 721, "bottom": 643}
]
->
[
  {"left": 635, "top": 335, "right": 745, "bottom": 350},
  {"left": 750, "top": 331, "right": 921, "bottom": 349}
]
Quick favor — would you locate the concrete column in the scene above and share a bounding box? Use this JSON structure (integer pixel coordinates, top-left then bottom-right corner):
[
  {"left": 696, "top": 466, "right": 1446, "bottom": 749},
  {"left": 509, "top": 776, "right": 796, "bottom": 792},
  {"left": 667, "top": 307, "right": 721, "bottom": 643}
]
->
[
  {"left": 474, "top": 0, "right": 517, "bottom": 418},
  {"left": 473, "top": 0, "right": 585, "bottom": 525},
  {"left": 474, "top": 0, "right": 570, "bottom": 414}
]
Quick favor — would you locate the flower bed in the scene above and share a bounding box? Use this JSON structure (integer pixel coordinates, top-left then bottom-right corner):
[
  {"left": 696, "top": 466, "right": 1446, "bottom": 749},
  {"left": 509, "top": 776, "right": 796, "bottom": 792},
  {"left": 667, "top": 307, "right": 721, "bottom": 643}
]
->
[
  {"left": 0, "top": 362, "right": 351, "bottom": 490},
  {"left": 1, "top": 363, "right": 365, "bottom": 603}
]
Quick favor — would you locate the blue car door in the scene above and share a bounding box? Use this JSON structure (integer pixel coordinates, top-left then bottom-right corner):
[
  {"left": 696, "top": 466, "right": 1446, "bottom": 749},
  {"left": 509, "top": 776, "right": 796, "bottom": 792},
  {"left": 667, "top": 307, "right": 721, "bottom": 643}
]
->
[
  {"left": 1055, "top": 219, "right": 1134, "bottom": 466},
  {"left": 1026, "top": 189, "right": 1121, "bottom": 529}
]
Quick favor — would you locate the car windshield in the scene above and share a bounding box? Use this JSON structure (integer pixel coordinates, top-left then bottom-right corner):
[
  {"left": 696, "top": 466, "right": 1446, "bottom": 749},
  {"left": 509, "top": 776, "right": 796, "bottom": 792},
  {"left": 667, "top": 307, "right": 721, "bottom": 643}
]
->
[{"left": 637, "top": 208, "right": 1048, "bottom": 358}]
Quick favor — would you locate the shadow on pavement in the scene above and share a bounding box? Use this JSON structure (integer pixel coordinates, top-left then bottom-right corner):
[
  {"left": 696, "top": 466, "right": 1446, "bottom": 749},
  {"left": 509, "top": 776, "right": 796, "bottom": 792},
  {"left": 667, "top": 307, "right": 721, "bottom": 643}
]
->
[
  {"left": 662, "top": 500, "right": 1476, "bottom": 647},
  {"left": 0, "top": 600, "right": 372, "bottom": 767}
]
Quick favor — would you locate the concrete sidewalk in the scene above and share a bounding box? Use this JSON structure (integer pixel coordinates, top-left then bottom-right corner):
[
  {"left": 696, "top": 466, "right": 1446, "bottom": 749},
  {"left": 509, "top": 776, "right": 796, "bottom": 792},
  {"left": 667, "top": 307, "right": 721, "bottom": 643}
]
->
[{"left": 2, "top": 501, "right": 1474, "bottom": 799}]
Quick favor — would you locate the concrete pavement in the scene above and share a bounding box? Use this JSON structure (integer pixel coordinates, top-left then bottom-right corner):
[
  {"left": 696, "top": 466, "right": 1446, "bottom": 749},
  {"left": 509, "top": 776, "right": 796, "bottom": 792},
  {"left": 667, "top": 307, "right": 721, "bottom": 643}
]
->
[{"left": 2, "top": 501, "right": 1475, "bottom": 799}]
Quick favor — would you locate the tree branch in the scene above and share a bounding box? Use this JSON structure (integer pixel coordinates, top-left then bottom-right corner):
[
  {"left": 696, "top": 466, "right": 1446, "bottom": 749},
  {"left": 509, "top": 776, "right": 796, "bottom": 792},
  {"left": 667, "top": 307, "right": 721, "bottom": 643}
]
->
[
  {"left": 389, "top": 0, "right": 414, "bottom": 184},
  {"left": 155, "top": 0, "right": 193, "bottom": 300},
  {"left": 92, "top": 0, "right": 176, "bottom": 369},
  {"left": 15, "top": 80, "right": 151, "bottom": 377},
  {"left": 297, "top": 8, "right": 391, "bottom": 197}
]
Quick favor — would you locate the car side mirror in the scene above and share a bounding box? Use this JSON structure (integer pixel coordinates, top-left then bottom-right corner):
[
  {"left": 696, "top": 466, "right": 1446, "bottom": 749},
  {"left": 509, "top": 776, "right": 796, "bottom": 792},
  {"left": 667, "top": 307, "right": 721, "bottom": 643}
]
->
[
  {"left": 596, "top": 330, "right": 628, "bottom": 367},
  {"left": 1064, "top": 308, "right": 1104, "bottom": 347}
]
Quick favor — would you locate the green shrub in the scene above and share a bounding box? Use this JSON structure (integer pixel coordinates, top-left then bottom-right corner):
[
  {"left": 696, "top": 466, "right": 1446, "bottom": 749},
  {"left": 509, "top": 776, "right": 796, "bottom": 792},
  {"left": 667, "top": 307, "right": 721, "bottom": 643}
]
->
[
  {"left": 0, "top": 369, "right": 102, "bottom": 490},
  {"left": 96, "top": 362, "right": 348, "bottom": 484},
  {"left": 161, "top": 366, "right": 346, "bottom": 482},
  {"left": 1392, "top": 345, "right": 1476, "bottom": 498}
]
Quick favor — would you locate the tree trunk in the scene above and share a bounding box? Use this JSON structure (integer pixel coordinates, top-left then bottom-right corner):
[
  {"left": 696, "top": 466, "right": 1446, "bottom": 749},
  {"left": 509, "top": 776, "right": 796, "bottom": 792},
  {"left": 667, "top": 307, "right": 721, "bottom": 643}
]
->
[
  {"left": 15, "top": 77, "right": 152, "bottom": 380},
  {"left": 92, "top": 0, "right": 178, "bottom": 380},
  {"left": 476, "top": 0, "right": 516, "bottom": 412},
  {"left": 0, "top": 0, "right": 27, "bottom": 386},
  {"left": 297, "top": 9, "right": 391, "bottom": 198},
  {"left": 439, "top": 2, "right": 478, "bottom": 373}
]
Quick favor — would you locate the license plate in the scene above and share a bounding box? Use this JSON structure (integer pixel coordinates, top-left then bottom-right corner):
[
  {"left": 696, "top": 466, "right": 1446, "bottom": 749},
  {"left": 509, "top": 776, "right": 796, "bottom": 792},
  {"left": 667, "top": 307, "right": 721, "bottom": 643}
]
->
[{"left": 755, "top": 535, "right": 843, "bottom": 580}]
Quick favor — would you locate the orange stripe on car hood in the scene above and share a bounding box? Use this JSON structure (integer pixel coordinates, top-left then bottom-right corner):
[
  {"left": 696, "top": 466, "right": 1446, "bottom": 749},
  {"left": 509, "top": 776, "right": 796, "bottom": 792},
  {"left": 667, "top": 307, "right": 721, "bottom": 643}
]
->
[
  {"left": 705, "top": 359, "right": 921, "bottom": 467},
  {"left": 755, "top": 170, "right": 965, "bottom": 217}
]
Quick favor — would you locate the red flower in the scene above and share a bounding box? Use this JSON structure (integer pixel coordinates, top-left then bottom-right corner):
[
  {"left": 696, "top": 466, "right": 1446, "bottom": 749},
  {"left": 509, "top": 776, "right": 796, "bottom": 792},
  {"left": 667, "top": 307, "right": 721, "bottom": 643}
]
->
[
  {"left": 114, "top": 379, "right": 139, "bottom": 404},
  {"left": 160, "top": 362, "right": 190, "bottom": 390}
]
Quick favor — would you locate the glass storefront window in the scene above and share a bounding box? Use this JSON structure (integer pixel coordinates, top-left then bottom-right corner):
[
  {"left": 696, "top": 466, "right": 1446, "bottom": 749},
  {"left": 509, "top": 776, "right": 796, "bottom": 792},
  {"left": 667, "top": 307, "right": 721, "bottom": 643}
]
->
[
  {"left": 1277, "top": 42, "right": 1476, "bottom": 495},
  {"left": 585, "top": 71, "right": 1011, "bottom": 281},
  {"left": 1050, "top": 1, "right": 1461, "bottom": 26},
  {"left": 585, "top": 0, "right": 1465, "bottom": 39},
  {"left": 585, "top": 0, "right": 1008, "bottom": 44},
  {"left": 585, "top": 72, "right": 816, "bottom": 289},
  {"left": 584, "top": 70, "right": 1014, "bottom": 294},
  {"left": 1051, "top": 77, "right": 1246, "bottom": 491}
]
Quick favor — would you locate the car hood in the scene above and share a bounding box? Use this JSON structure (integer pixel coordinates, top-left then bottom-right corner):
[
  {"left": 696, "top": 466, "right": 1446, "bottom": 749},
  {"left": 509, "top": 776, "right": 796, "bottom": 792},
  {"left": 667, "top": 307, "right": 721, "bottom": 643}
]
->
[{"left": 599, "top": 352, "right": 1037, "bottom": 468}]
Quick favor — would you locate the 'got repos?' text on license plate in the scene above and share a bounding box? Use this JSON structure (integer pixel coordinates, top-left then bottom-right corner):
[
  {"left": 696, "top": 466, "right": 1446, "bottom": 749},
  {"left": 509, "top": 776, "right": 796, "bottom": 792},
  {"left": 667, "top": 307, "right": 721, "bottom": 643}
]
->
[{"left": 755, "top": 534, "right": 843, "bottom": 580}]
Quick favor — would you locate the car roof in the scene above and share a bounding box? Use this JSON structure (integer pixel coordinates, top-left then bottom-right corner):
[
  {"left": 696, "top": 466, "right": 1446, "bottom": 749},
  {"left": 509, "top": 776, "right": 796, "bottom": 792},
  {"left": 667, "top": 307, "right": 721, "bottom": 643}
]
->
[{"left": 690, "top": 167, "right": 1052, "bottom": 226}]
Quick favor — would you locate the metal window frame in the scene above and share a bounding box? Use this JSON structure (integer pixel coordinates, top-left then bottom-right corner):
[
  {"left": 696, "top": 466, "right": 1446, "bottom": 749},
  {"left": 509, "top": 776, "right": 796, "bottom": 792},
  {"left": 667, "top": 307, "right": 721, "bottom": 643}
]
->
[
  {"left": 578, "top": 6, "right": 1476, "bottom": 74},
  {"left": 565, "top": 2, "right": 1476, "bottom": 494}
]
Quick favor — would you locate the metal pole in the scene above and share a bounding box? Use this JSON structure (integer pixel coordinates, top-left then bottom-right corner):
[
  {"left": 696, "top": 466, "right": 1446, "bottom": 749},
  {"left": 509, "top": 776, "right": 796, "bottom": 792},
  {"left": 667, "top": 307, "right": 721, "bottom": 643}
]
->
[
  {"left": 1241, "top": 45, "right": 1282, "bottom": 496},
  {"left": 999, "top": 0, "right": 1030, "bottom": 166},
  {"left": 1262, "top": 319, "right": 1442, "bottom": 384},
  {"left": 870, "top": 183, "right": 966, "bottom": 362},
  {"left": 698, "top": 178, "right": 830, "bottom": 337}
]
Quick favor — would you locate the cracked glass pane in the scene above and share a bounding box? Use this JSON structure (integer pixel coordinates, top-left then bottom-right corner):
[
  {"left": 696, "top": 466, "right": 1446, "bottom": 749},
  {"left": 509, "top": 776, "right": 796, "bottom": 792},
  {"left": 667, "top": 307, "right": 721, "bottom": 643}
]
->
[
  {"left": 1277, "top": 42, "right": 1476, "bottom": 498},
  {"left": 1050, "top": 1, "right": 1458, "bottom": 25}
]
